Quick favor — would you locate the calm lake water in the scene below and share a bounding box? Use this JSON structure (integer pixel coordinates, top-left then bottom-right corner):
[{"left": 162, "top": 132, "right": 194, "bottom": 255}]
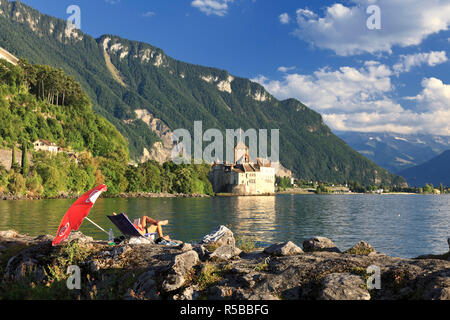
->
[{"left": 0, "top": 194, "right": 448, "bottom": 258}]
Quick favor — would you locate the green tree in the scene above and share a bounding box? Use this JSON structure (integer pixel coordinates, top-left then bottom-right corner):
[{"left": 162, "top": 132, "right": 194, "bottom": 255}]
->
[
  {"left": 316, "top": 184, "right": 330, "bottom": 194},
  {"left": 10, "top": 144, "right": 20, "bottom": 171},
  {"left": 423, "top": 184, "right": 434, "bottom": 194},
  {"left": 21, "top": 143, "right": 29, "bottom": 176}
]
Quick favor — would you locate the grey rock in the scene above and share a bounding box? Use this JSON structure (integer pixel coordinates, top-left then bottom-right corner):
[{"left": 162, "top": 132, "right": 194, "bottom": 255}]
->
[
  {"left": 209, "top": 245, "right": 242, "bottom": 261},
  {"left": 303, "top": 236, "right": 341, "bottom": 253},
  {"left": 33, "top": 235, "right": 54, "bottom": 242},
  {"left": 264, "top": 241, "right": 303, "bottom": 256},
  {"left": 128, "top": 237, "right": 153, "bottom": 245},
  {"left": 235, "top": 272, "right": 259, "bottom": 288},
  {"left": 4, "top": 240, "right": 52, "bottom": 282},
  {"left": 162, "top": 273, "right": 186, "bottom": 292},
  {"left": 132, "top": 270, "right": 160, "bottom": 299},
  {"left": 162, "top": 250, "right": 200, "bottom": 292},
  {"left": 66, "top": 231, "right": 93, "bottom": 243},
  {"left": 247, "top": 293, "right": 279, "bottom": 300},
  {"left": 171, "top": 250, "right": 200, "bottom": 276},
  {"left": 208, "top": 285, "right": 234, "bottom": 300},
  {"left": 201, "top": 225, "right": 235, "bottom": 247},
  {"left": 319, "top": 273, "right": 371, "bottom": 300},
  {"left": 178, "top": 243, "right": 193, "bottom": 252},
  {"left": 438, "top": 288, "right": 450, "bottom": 300},
  {"left": 192, "top": 244, "right": 208, "bottom": 261},
  {"left": 112, "top": 245, "right": 131, "bottom": 257},
  {"left": 173, "top": 286, "right": 199, "bottom": 300}
]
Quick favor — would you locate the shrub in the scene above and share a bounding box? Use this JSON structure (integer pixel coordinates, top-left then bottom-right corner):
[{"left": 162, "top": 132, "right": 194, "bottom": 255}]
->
[{"left": 7, "top": 171, "right": 26, "bottom": 195}]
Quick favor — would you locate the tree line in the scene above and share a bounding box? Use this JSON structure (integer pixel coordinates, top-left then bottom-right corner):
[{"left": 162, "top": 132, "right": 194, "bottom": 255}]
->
[{"left": 0, "top": 58, "right": 213, "bottom": 197}]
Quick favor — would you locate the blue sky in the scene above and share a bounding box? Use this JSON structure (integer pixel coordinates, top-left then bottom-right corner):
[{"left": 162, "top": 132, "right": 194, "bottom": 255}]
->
[{"left": 19, "top": 0, "right": 450, "bottom": 135}]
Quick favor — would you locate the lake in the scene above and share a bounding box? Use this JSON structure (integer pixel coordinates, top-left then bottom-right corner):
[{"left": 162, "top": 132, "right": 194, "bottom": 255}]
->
[{"left": 0, "top": 194, "right": 448, "bottom": 258}]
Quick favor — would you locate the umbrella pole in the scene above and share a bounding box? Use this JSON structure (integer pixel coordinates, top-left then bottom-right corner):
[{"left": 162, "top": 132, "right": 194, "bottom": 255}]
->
[{"left": 85, "top": 217, "right": 109, "bottom": 235}]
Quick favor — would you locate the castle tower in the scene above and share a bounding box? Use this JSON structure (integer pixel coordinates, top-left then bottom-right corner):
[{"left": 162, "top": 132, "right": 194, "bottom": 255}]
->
[{"left": 235, "top": 141, "right": 249, "bottom": 164}]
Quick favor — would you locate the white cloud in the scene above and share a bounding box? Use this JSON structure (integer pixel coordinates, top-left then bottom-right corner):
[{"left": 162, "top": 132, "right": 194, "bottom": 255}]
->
[
  {"left": 191, "top": 0, "right": 234, "bottom": 17},
  {"left": 279, "top": 13, "right": 290, "bottom": 24},
  {"left": 277, "top": 66, "right": 296, "bottom": 73},
  {"left": 409, "top": 78, "right": 450, "bottom": 112},
  {"left": 253, "top": 65, "right": 450, "bottom": 135},
  {"left": 142, "top": 11, "right": 156, "bottom": 18},
  {"left": 254, "top": 61, "right": 397, "bottom": 113},
  {"left": 293, "top": 0, "right": 450, "bottom": 56},
  {"left": 393, "top": 51, "right": 448, "bottom": 74}
]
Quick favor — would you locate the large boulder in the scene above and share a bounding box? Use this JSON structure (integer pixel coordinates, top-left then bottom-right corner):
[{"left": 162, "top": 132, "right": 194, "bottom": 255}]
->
[
  {"left": 303, "top": 237, "right": 341, "bottom": 253},
  {"left": 171, "top": 250, "right": 200, "bottom": 275},
  {"left": 345, "top": 241, "right": 375, "bottom": 255},
  {"left": 209, "top": 245, "right": 242, "bottom": 261},
  {"left": 4, "top": 240, "right": 53, "bottom": 282},
  {"left": 192, "top": 244, "right": 208, "bottom": 261},
  {"left": 319, "top": 273, "right": 371, "bottom": 300},
  {"left": 177, "top": 243, "right": 193, "bottom": 252},
  {"left": 264, "top": 241, "right": 303, "bottom": 257},
  {"left": 201, "top": 226, "right": 235, "bottom": 247},
  {"left": 132, "top": 270, "right": 160, "bottom": 300},
  {"left": 162, "top": 250, "right": 200, "bottom": 292}
]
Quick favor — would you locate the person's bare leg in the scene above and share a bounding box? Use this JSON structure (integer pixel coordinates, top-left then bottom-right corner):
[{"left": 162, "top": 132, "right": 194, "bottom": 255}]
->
[
  {"left": 156, "top": 223, "right": 170, "bottom": 239},
  {"left": 140, "top": 216, "right": 170, "bottom": 240}
]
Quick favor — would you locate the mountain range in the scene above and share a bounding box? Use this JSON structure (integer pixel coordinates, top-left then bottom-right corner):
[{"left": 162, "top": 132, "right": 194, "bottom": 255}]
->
[
  {"left": 399, "top": 150, "right": 450, "bottom": 187},
  {"left": 336, "top": 131, "right": 450, "bottom": 174},
  {"left": 0, "top": 0, "right": 405, "bottom": 186}
]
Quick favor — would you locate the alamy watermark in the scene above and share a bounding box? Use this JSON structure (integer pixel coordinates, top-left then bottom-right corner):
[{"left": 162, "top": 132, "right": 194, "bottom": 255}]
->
[
  {"left": 66, "top": 265, "right": 81, "bottom": 290},
  {"left": 171, "top": 121, "right": 279, "bottom": 165},
  {"left": 66, "top": 5, "right": 81, "bottom": 30},
  {"left": 367, "top": 265, "right": 381, "bottom": 290},
  {"left": 366, "top": 3, "right": 381, "bottom": 30}
]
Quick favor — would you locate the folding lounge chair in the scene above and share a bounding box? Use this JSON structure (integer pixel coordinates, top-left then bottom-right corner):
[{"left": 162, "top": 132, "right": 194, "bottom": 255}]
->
[{"left": 107, "top": 213, "right": 157, "bottom": 240}]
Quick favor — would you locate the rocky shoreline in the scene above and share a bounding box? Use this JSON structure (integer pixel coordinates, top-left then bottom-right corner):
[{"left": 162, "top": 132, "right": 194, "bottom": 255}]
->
[{"left": 0, "top": 228, "right": 448, "bottom": 300}]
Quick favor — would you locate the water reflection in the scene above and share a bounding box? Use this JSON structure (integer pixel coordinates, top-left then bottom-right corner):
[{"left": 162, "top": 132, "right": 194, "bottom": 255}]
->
[
  {"left": 0, "top": 195, "right": 448, "bottom": 258},
  {"left": 229, "top": 196, "right": 276, "bottom": 243}
]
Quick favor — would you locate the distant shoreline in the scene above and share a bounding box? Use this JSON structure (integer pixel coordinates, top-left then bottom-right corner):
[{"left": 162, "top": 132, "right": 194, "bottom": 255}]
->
[
  {"left": 0, "top": 192, "right": 210, "bottom": 201},
  {"left": 1, "top": 191, "right": 444, "bottom": 201}
]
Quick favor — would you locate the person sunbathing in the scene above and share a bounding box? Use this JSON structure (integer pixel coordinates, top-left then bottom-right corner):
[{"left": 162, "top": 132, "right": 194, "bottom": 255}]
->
[{"left": 134, "top": 216, "right": 170, "bottom": 240}]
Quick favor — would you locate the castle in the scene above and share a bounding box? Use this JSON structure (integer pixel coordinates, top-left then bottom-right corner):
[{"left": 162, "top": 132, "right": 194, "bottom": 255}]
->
[{"left": 209, "top": 141, "right": 275, "bottom": 195}]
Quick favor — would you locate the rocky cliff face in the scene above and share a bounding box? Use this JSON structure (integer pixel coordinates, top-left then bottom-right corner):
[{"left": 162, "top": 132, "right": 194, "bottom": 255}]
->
[
  {"left": 0, "top": 46, "right": 17, "bottom": 64},
  {"left": 0, "top": 228, "right": 448, "bottom": 300}
]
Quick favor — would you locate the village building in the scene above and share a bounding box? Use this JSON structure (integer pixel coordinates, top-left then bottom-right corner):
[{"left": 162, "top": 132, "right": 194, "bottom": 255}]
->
[
  {"left": 33, "top": 139, "right": 59, "bottom": 154},
  {"left": 32, "top": 140, "right": 79, "bottom": 163},
  {"left": 209, "top": 141, "right": 276, "bottom": 195}
]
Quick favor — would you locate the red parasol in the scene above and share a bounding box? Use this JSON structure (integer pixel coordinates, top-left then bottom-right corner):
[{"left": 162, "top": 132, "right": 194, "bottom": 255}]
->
[{"left": 52, "top": 184, "right": 108, "bottom": 246}]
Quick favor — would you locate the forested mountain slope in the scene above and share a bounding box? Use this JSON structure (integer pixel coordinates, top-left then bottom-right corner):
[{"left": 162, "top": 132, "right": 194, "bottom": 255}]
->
[{"left": 0, "top": 0, "right": 405, "bottom": 186}]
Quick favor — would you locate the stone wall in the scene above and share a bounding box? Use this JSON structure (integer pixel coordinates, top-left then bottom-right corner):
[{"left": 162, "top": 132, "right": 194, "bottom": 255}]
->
[{"left": 0, "top": 149, "right": 32, "bottom": 170}]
